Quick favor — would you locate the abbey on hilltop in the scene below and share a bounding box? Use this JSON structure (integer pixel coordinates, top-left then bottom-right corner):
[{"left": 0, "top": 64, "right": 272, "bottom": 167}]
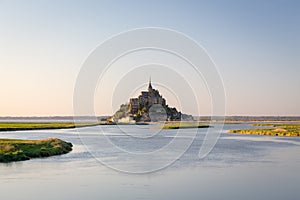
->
[
  {"left": 129, "top": 78, "right": 166, "bottom": 115},
  {"left": 107, "top": 78, "right": 193, "bottom": 123}
]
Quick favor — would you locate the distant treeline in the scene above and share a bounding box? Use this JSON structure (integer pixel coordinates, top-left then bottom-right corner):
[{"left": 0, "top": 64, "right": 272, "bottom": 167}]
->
[
  {"left": 193, "top": 116, "right": 300, "bottom": 122},
  {"left": 1, "top": 116, "right": 299, "bottom": 122},
  {"left": 0, "top": 116, "right": 110, "bottom": 122}
]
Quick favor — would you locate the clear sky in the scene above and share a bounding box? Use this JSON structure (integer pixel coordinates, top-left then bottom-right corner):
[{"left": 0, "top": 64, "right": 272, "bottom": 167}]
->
[{"left": 0, "top": 0, "right": 299, "bottom": 116}]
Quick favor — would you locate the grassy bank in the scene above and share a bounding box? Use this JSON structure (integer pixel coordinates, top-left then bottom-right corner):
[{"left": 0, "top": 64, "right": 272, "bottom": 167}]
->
[
  {"left": 160, "top": 122, "right": 210, "bottom": 129},
  {"left": 228, "top": 124, "right": 300, "bottom": 137},
  {"left": 0, "top": 138, "right": 73, "bottom": 163},
  {"left": 0, "top": 122, "right": 101, "bottom": 132}
]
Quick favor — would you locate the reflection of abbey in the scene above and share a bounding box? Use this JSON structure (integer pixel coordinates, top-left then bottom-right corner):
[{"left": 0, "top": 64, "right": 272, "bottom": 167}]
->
[
  {"left": 129, "top": 79, "right": 166, "bottom": 115},
  {"left": 108, "top": 78, "right": 193, "bottom": 123}
]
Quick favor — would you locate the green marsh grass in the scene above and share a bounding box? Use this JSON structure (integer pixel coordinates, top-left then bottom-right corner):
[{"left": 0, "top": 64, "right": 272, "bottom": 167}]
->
[
  {"left": 0, "top": 122, "right": 100, "bottom": 131},
  {"left": 0, "top": 138, "right": 73, "bottom": 163},
  {"left": 228, "top": 124, "right": 300, "bottom": 137},
  {"left": 160, "top": 122, "right": 210, "bottom": 129}
]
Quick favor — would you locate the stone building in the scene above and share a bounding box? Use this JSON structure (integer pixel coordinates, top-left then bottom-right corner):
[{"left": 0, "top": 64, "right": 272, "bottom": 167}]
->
[{"left": 129, "top": 79, "right": 166, "bottom": 115}]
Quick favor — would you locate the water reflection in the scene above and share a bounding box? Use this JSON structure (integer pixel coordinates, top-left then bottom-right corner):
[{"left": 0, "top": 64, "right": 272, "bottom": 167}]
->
[{"left": 0, "top": 124, "right": 299, "bottom": 200}]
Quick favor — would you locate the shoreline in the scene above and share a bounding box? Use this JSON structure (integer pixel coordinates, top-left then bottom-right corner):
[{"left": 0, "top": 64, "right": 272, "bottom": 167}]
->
[
  {"left": 228, "top": 123, "right": 300, "bottom": 137},
  {"left": 0, "top": 122, "right": 102, "bottom": 132},
  {"left": 0, "top": 138, "right": 73, "bottom": 163}
]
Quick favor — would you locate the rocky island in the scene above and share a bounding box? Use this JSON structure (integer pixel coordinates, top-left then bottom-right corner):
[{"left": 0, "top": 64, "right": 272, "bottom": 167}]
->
[{"left": 107, "top": 79, "right": 193, "bottom": 124}]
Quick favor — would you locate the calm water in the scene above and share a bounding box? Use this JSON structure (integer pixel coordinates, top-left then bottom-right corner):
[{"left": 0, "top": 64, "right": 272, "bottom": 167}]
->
[{"left": 0, "top": 124, "right": 299, "bottom": 200}]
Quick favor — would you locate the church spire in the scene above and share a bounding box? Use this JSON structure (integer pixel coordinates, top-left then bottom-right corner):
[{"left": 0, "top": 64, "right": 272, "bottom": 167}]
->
[{"left": 148, "top": 76, "right": 153, "bottom": 91}]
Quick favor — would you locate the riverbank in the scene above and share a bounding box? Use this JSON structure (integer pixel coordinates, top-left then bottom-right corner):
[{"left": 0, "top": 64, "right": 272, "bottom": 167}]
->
[
  {"left": 0, "top": 122, "right": 101, "bottom": 132},
  {"left": 0, "top": 138, "right": 73, "bottom": 163},
  {"left": 228, "top": 124, "right": 300, "bottom": 137}
]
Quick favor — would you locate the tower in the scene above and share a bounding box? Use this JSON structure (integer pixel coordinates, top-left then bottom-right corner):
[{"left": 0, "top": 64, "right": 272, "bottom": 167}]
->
[{"left": 148, "top": 76, "right": 153, "bottom": 91}]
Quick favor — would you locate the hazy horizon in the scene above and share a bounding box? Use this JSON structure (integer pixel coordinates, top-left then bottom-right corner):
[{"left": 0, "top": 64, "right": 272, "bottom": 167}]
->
[{"left": 0, "top": 0, "right": 299, "bottom": 117}]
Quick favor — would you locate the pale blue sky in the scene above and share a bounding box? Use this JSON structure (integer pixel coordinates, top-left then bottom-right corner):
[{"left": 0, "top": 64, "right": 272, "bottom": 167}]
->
[{"left": 0, "top": 0, "right": 299, "bottom": 116}]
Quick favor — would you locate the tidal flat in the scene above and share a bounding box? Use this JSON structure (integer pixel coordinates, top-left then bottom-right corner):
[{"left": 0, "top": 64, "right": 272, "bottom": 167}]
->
[
  {"left": 159, "top": 122, "right": 210, "bottom": 129},
  {"left": 0, "top": 122, "right": 101, "bottom": 131}
]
